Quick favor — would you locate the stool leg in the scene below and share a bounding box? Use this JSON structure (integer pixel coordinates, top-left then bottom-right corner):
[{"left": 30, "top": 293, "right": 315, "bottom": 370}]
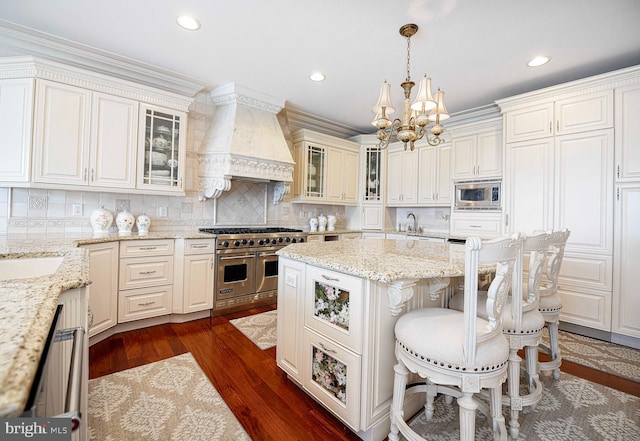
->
[
  {"left": 425, "top": 380, "right": 438, "bottom": 420},
  {"left": 388, "top": 362, "right": 409, "bottom": 441},
  {"left": 507, "top": 348, "right": 522, "bottom": 439},
  {"left": 525, "top": 344, "right": 540, "bottom": 392},
  {"left": 490, "top": 386, "right": 507, "bottom": 441},
  {"left": 548, "top": 320, "right": 561, "bottom": 380},
  {"left": 458, "top": 392, "right": 477, "bottom": 441}
]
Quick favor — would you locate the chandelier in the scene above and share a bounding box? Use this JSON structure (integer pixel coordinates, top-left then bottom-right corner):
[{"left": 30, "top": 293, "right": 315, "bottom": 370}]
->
[{"left": 371, "top": 24, "right": 449, "bottom": 151}]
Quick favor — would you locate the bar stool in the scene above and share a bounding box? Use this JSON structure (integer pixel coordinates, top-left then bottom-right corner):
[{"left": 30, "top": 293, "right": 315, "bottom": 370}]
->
[
  {"left": 538, "top": 229, "right": 570, "bottom": 380},
  {"left": 448, "top": 232, "right": 556, "bottom": 438},
  {"left": 388, "top": 234, "right": 522, "bottom": 441}
]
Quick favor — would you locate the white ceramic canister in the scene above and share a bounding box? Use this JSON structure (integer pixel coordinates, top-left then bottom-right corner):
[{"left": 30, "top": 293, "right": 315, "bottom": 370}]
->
[
  {"left": 317, "top": 214, "right": 327, "bottom": 232},
  {"left": 116, "top": 210, "right": 135, "bottom": 236},
  {"left": 309, "top": 217, "right": 318, "bottom": 233},
  {"left": 90, "top": 207, "right": 113, "bottom": 237},
  {"left": 327, "top": 215, "right": 336, "bottom": 232},
  {"left": 136, "top": 214, "right": 151, "bottom": 236}
]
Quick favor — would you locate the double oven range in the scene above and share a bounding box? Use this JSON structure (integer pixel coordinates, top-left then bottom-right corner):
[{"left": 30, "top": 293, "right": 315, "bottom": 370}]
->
[{"left": 199, "top": 227, "right": 307, "bottom": 315}]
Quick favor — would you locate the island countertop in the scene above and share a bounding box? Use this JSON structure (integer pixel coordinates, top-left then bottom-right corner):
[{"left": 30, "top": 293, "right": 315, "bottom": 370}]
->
[{"left": 277, "top": 238, "right": 485, "bottom": 283}]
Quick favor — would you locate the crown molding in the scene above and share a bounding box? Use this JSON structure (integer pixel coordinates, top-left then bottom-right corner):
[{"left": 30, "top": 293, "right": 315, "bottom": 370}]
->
[
  {"left": 285, "top": 106, "right": 365, "bottom": 140},
  {"left": 0, "top": 20, "right": 208, "bottom": 98}
]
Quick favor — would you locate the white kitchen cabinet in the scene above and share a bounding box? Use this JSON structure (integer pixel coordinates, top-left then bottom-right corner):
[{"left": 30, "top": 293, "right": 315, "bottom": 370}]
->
[
  {"left": 182, "top": 239, "right": 215, "bottom": 313},
  {"left": 612, "top": 183, "right": 640, "bottom": 339},
  {"left": 386, "top": 146, "right": 418, "bottom": 205},
  {"left": 82, "top": 242, "right": 119, "bottom": 338},
  {"left": 417, "top": 142, "right": 452, "bottom": 205},
  {"left": 118, "top": 239, "right": 174, "bottom": 322},
  {"left": 615, "top": 83, "right": 640, "bottom": 181},
  {"left": 137, "top": 104, "right": 186, "bottom": 193},
  {"left": 449, "top": 211, "right": 502, "bottom": 239},
  {"left": 326, "top": 147, "right": 359, "bottom": 204},
  {"left": 504, "top": 90, "right": 613, "bottom": 143},
  {"left": 291, "top": 129, "right": 359, "bottom": 205},
  {"left": 451, "top": 130, "right": 502, "bottom": 180},
  {"left": 33, "top": 80, "right": 139, "bottom": 189},
  {"left": 0, "top": 78, "right": 34, "bottom": 183},
  {"left": 277, "top": 258, "right": 307, "bottom": 383}
]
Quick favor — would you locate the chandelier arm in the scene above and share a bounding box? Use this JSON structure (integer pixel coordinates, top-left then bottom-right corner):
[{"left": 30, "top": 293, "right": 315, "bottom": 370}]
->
[{"left": 377, "top": 118, "right": 403, "bottom": 149}]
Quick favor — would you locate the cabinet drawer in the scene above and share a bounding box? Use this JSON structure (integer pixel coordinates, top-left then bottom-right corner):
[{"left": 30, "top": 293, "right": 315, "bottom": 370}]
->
[
  {"left": 558, "top": 286, "right": 611, "bottom": 331},
  {"left": 119, "top": 256, "right": 173, "bottom": 289},
  {"left": 450, "top": 214, "right": 502, "bottom": 238},
  {"left": 302, "top": 328, "right": 361, "bottom": 431},
  {"left": 557, "top": 252, "right": 612, "bottom": 291},
  {"left": 184, "top": 239, "right": 215, "bottom": 255},
  {"left": 118, "top": 285, "right": 172, "bottom": 322},
  {"left": 119, "top": 239, "right": 174, "bottom": 257},
  {"left": 305, "top": 266, "right": 363, "bottom": 353}
]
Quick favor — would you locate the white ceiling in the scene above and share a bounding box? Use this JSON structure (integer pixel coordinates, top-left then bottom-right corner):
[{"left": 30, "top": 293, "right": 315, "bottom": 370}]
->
[{"left": 1, "top": 0, "right": 639, "bottom": 135}]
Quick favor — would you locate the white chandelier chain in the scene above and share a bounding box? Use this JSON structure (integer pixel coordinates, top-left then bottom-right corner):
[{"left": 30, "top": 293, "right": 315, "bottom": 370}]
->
[{"left": 406, "top": 35, "right": 412, "bottom": 83}]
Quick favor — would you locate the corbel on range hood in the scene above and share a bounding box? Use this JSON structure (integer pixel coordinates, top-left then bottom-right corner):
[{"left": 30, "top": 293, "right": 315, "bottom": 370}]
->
[{"left": 198, "top": 83, "right": 295, "bottom": 202}]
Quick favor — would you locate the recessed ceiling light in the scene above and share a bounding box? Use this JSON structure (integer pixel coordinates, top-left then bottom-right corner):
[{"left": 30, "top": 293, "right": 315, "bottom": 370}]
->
[
  {"left": 528, "top": 56, "right": 550, "bottom": 67},
  {"left": 176, "top": 16, "right": 201, "bottom": 31},
  {"left": 309, "top": 72, "right": 326, "bottom": 82}
]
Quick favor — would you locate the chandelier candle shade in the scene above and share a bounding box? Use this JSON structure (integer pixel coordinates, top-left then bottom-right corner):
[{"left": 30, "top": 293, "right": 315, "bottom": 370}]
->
[{"left": 372, "top": 24, "right": 449, "bottom": 151}]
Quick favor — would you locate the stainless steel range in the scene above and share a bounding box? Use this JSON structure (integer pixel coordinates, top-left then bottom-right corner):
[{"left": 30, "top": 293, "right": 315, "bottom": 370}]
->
[{"left": 199, "top": 227, "right": 307, "bottom": 315}]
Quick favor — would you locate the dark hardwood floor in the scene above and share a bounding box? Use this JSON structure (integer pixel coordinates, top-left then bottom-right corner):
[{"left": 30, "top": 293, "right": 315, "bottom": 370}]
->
[{"left": 89, "top": 305, "right": 640, "bottom": 441}]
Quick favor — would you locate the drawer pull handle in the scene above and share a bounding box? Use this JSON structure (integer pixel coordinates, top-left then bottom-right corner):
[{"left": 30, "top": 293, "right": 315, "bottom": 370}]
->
[
  {"left": 321, "top": 274, "right": 340, "bottom": 282},
  {"left": 319, "top": 342, "right": 337, "bottom": 354},
  {"left": 139, "top": 247, "right": 157, "bottom": 250},
  {"left": 138, "top": 301, "right": 156, "bottom": 306},
  {"left": 193, "top": 244, "right": 209, "bottom": 248},
  {"left": 469, "top": 225, "right": 482, "bottom": 228},
  {"left": 139, "top": 270, "right": 157, "bottom": 275}
]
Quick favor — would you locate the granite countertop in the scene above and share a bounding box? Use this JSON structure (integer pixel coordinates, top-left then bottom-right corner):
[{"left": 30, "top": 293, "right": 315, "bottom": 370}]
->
[
  {"left": 0, "top": 229, "right": 214, "bottom": 417},
  {"left": 277, "top": 238, "right": 486, "bottom": 283}
]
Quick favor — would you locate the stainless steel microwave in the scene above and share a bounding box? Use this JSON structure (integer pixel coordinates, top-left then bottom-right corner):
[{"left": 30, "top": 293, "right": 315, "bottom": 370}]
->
[{"left": 454, "top": 179, "right": 502, "bottom": 210}]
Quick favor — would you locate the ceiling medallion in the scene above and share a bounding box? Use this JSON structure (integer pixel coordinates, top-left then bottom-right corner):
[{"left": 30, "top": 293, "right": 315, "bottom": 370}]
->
[{"left": 371, "top": 24, "right": 449, "bottom": 151}]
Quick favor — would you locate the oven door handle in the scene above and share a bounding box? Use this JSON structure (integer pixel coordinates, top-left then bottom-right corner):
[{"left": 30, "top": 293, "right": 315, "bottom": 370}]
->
[
  {"left": 257, "top": 252, "right": 278, "bottom": 257},
  {"left": 55, "top": 326, "right": 85, "bottom": 432},
  {"left": 219, "top": 255, "right": 255, "bottom": 260}
]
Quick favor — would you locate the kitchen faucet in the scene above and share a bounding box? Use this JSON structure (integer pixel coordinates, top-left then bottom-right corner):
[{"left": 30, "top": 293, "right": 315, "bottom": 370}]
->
[{"left": 406, "top": 212, "right": 417, "bottom": 232}]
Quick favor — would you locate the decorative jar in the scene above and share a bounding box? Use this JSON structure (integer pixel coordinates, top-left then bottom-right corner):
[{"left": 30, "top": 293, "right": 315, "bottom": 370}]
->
[
  {"left": 327, "top": 215, "right": 336, "bottom": 232},
  {"left": 90, "top": 207, "right": 113, "bottom": 237},
  {"left": 136, "top": 214, "right": 151, "bottom": 236},
  {"left": 318, "top": 214, "right": 327, "bottom": 232},
  {"left": 116, "top": 210, "right": 135, "bottom": 236},
  {"left": 309, "top": 217, "right": 318, "bottom": 233}
]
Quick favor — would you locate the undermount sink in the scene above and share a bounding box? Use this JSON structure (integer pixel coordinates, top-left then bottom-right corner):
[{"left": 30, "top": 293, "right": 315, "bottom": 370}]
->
[{"left": 0, "top": 256, "right": 64, "bottom": 281}]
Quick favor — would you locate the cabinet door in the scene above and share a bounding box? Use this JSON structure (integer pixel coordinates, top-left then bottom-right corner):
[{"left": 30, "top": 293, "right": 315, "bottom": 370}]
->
[
  {"left": 504, "top": 138, "right": 554, "bottom": 234},
  {"left": 326, "top": 147, "right": 344, "bottom": 202},
  {"left": 138, "top": 104, "right": 187, "bottom": 192},
  {"left": 341, "top": 149, "right": 359, "bottom": 204},
  {"left": 362, "top": 146, "right": 382, "bottom": 202},
  {"left": 505, "top": 103, "right": 554, "bottom": 143},
  {"left": 183, "top": 254, "right": 214, "bottom": 312},
  {"left": 0, "top": 78, "right": 34, "bottom": 182},
  {"left": 402, "top": 149, "right": 419, "bottom": 204},
  {"left": 612, "top": 183, "right": 640, "bottom": 338},
  {"left": 451, "top": 135, "right": 476, "bottom": 179},
  {"left": 361, "top": 205, "right": 383, "bottom": 230},
  {"left": 417, "top": 146, "right": 437, "bottom": 204},
  {"left": 90, "top": 93, "right": 138, "bottom": 188},
  {"left": 83, "top": 242, "right": 119, "bottom": 337},
  {"left": 554, "top": 129, "right": 613, "bottom": 255},
  {"left": 33, "top": 80, "right": 91, "bottom": 185},
  {"left": 476, "top": 131, "right": 502, "bottom": 178},
  {"left": 277, "top": 258, "right": 306, "bottom": 383},
  {"left": 435, "top": 143, "right": 452, "bottom": 204},
  {"left": 386, "top": 150, "right": 403, "bottom": 204},
  {"left": 615, "top": 84, "right": 640, "bottom": 181},
  {"left": 555, "top": 90, "right": 613, "bottom": 135}
]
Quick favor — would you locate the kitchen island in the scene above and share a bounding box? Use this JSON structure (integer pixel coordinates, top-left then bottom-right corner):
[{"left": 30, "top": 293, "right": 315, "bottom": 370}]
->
[{"left": 276, "top": 238, "right": 488, "bottom": 441}]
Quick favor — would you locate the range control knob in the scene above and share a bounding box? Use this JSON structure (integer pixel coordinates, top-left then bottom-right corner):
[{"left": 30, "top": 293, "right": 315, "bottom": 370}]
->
[
  {"left": 221, "top": 241, "right": 230, "bottom": 248},
  {"left": 233, "top": 240, "right": 240, "bottom": 247},
  {"left": 291, "top": 238, "right": 297, "bottom": 243},
  {"left": 271, "top": 239, "right": 277, "bottom": 245},
  {"left": 249, "top": 240, "right": 255, "bottom": 246},
  {"left": 285, "top": 237, "right": 291, "bottom": 242},
  {"left": 258, "top": 239, "right": 265, "bottom": 245},
  {"left": 299, "top": 238, "right": 305, "bottom": 243},
  {"left": 278, "top": 237, "right": 283, "bottom": 243},
  {"left": 241, "top": 239, "right": 248, "bottom": 245}
]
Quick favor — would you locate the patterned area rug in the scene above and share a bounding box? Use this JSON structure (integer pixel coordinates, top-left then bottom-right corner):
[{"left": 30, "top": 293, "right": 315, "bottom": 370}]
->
[
  {"left": 229, "top": 310, "right": 277, "bottom": 349},
  {"left": 406, "top": 371, "right": 640, "bottom": 440},
  {"left": 88, "top": 353, "right": 250, "bottom": 441},
  {"left": 541, "top": 328, "right": 640, "bottom": 383}
]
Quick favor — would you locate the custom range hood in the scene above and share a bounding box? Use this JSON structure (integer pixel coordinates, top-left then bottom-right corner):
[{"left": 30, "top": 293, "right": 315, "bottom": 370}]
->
[{"left": 198, "top": 83, "right": 295, "bottom": 202}]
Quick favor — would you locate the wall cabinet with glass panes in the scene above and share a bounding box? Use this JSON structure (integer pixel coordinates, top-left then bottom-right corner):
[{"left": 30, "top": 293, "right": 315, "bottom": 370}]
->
[
  {"left": 137, "top": 104, "right": 187, "bottom": 193},
  {"left": 291, "top": 129, "right": 359, "bottom": 205}
]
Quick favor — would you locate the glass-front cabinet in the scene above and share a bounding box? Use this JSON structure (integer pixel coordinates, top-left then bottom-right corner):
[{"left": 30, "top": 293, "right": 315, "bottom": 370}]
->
[
  {"left": 363, "top": 146, "right": 382, "bottom": 202},
  {"left": 306, "top": 144, "right": 326, "bottom": 198},
  {"left": 137, "top": 103, "right": 187, "bottom": 192}
]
